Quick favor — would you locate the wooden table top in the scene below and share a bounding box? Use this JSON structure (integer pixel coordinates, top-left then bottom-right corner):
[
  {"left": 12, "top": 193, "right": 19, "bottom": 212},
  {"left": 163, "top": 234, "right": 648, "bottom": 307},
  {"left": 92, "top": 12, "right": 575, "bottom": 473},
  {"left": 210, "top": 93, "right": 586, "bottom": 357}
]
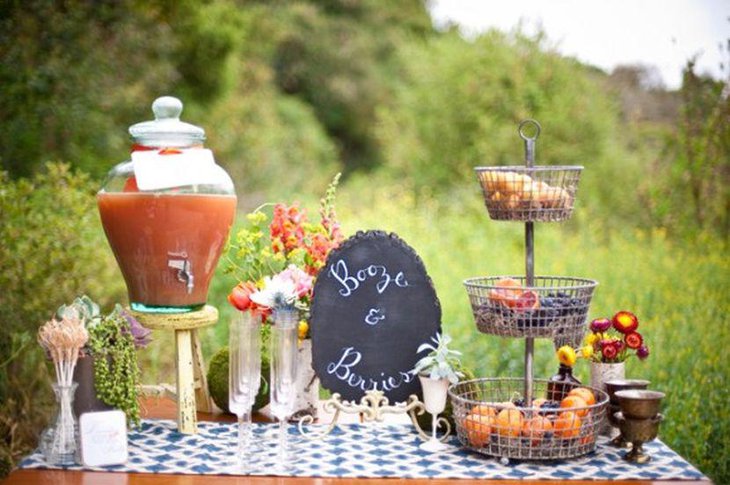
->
[{"left": 2, "top": 397, "right": 712, "bottom": 485}]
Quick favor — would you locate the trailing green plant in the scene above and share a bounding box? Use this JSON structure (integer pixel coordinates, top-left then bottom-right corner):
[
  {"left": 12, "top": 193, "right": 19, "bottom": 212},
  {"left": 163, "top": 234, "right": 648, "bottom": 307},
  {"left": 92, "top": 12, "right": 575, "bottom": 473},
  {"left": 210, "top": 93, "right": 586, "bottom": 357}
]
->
[{"left": 86, "top": 305, "right": 149, "bottom": 427}]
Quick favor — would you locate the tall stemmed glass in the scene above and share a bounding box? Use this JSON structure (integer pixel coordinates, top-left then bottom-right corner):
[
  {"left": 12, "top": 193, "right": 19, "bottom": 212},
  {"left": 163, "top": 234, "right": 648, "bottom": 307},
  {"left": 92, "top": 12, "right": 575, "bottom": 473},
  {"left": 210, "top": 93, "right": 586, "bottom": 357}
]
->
[
  {"left": 269, "top": 307, "right": 299, "bottom": 469},
  {"left": 228, "top": 310, "right": 261, "bottom": 472}
]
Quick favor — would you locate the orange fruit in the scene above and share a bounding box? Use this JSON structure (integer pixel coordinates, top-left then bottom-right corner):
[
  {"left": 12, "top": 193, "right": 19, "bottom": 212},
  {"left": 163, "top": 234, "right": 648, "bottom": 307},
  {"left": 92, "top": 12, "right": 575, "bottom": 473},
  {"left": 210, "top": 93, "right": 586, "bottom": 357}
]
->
[
  {"left": 498, "top": 401, "right": 517, "bottom": 409},
  {"left": 488, "top": 278, "right": 523, "bottom": 307},
  {"left": 463, "top": 413, "right": 492, "bottom": 447},
  {"left": 568, "top": 387, "right": 596, "bottom": 406},
  {"left": 554, "top": 411, "right": 582, "bottom": 439},
  {"left": 494, "top": 409, "right": 524, "bottom": 438},
  {"left": 470, "top": 405, "right": 497, "bottom": 418},
  {"left": 560, "top": 395, "right": 589, "bottom": 418},
  {"left": 521, "top": 416, "right": 553, "bottom": 445}
]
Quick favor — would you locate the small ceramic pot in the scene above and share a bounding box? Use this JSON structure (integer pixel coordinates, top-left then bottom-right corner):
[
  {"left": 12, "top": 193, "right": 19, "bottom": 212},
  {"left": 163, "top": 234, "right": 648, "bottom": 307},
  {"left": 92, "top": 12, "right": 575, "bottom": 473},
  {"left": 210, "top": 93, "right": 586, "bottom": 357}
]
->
[
  {"left": 419, "top": 375, "right": 450, "bottom": 415},
  {"left": 72, "top": 355, "right": 112, "bottom": 418}
]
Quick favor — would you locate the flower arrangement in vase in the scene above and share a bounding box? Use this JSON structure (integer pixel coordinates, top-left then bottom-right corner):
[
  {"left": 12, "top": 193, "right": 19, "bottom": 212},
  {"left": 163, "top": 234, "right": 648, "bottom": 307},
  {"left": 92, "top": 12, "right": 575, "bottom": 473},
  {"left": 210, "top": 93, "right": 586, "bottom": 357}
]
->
[
  {"left": 583, "top": 311, "right": 650, "bottom": 391},
  {"left": 224, "top": 174, "right": 344, "bottom": 417}
]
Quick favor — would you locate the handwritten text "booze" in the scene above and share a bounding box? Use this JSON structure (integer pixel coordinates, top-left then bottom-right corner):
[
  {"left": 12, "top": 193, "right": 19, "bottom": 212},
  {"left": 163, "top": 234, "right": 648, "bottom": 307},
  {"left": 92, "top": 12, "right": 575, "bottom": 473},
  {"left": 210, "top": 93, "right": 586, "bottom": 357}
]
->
[{"left": 329, "top": 259, "right": 408, "bottom": 297}]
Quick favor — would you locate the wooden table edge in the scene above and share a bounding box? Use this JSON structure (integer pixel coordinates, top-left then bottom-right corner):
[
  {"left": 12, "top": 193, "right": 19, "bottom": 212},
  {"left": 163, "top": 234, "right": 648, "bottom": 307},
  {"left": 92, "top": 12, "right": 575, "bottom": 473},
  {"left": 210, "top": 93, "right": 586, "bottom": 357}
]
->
[{"left": 1, "top": 397, "right": 713, "bottom": 485}]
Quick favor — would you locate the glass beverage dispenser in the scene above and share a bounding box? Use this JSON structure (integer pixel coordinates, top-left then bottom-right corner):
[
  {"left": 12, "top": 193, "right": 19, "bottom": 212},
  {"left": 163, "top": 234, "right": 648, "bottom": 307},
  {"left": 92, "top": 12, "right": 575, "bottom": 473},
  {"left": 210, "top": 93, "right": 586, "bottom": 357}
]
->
[{"left": 98, "top": 96, "right": 236, "bottom": 313}]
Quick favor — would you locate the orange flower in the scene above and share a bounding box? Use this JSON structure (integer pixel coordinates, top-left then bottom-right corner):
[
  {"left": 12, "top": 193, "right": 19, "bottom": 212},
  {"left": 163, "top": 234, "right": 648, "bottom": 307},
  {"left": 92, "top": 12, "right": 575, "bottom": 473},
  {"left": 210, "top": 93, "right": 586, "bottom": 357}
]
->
[{"left": 612, "top": 311, "right": 639, "bottom": 334}]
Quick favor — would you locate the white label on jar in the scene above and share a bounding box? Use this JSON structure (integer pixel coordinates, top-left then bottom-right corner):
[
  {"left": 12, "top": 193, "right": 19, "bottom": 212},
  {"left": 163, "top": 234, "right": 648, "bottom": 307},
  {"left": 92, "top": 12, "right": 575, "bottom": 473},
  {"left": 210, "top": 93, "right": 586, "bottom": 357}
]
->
[{"left": 132, "top": 148, "right": 219, "bottom": 191}]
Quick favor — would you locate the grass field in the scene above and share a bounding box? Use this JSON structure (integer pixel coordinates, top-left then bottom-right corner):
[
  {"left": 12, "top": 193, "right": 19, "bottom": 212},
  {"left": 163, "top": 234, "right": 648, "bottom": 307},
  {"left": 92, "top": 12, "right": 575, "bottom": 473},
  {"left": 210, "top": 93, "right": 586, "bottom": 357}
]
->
[{"left": 138, "top": 183, "right": 729, "bottom": 482}]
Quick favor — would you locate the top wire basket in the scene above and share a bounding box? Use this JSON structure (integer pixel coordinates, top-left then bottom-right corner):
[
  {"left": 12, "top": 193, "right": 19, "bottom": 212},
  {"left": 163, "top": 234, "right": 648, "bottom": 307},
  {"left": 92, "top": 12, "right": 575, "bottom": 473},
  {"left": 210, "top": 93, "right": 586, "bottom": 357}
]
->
[{"left": 475, "top": 166, "right": 583, "bottom": 222}]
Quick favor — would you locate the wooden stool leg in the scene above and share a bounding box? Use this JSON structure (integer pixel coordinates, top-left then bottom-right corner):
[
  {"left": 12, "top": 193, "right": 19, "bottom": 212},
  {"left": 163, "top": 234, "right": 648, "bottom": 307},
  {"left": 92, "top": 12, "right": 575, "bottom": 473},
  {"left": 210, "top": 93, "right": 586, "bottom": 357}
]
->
[
  {"left": 175, "top": 329, "right": 197, "bottom": 434},
  {"left": 191, "top": 329, "right": 213, "bottom": 413}
]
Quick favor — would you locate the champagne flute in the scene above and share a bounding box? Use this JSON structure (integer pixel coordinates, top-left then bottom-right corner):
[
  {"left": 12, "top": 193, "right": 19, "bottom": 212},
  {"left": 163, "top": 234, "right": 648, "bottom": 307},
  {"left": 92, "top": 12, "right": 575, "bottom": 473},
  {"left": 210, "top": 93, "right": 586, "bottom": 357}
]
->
[
  {"left": 269, "top": 307, "right": 299, "bottom": 470},
  {"left": 228, "top": 310, "right": 261, "bottom": 472}
]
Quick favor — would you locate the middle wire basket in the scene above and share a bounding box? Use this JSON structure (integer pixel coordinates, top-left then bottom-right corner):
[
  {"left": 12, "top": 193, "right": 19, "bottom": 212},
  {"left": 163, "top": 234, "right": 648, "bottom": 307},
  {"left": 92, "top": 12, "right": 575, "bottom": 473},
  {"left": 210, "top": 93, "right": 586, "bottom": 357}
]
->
[
  {"left": 464, "top": 276, "right": 598, "bottom": 340},
  {"left": 449, "top": 378, "right": 609, "bottom": 461}
]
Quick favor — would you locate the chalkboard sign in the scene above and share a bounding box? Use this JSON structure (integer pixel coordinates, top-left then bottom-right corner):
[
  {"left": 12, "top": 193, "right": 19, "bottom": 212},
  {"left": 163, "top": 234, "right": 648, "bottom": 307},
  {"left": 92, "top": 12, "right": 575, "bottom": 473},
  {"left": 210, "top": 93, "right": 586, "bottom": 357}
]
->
[{"left": 310, "top": 230, "right": 442, "bottom": 403}]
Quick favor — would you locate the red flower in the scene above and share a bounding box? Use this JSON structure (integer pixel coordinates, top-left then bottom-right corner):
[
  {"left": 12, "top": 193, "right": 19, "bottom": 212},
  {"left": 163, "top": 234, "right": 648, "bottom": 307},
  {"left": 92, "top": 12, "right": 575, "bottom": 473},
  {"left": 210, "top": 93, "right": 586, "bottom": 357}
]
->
[
  {"left": 602, "top": 344, "right": 618, "bottom": 360},
  {"left": 625, "top": 332, "right": 643, "bottom": 350},
  {"left": 228, "top": 282, "right": 272, "bottom": 322},
  {"left": 228, "top": 282, "right": 256, "bottom": 311},
  {"left": 270, "top": 203, "right": 307, "bottom": 254},
  {"left": 612, "top": 311, "right": 639, "bottom": 334}
]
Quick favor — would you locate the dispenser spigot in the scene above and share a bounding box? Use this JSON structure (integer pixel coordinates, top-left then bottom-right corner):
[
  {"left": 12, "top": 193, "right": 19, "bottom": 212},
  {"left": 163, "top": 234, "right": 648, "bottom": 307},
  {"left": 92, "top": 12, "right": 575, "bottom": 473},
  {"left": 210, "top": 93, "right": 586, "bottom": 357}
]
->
[{"left": 168, "top": 252, "right": 194, "bottom": 294}]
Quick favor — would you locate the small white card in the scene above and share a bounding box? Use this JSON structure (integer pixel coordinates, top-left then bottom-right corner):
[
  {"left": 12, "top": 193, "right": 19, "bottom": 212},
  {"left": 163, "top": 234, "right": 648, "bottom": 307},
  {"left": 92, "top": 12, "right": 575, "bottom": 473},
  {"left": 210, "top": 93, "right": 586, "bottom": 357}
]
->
[
  {"left": 79, "top": 410, "right": 128, "bottom": 467},
  {"left": 132, "top": 148, "right": 219, "bottom": 191}
]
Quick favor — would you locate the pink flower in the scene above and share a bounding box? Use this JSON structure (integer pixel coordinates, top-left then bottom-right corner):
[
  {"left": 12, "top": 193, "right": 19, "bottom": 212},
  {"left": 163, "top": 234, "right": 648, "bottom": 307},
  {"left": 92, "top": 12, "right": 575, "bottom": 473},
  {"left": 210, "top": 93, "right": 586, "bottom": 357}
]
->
[
  {"left": 590, "top": 318, "right": 611, "bottom": 333},
  {"left": 279, "top": 264, "right": 314, "bottom": 299}
]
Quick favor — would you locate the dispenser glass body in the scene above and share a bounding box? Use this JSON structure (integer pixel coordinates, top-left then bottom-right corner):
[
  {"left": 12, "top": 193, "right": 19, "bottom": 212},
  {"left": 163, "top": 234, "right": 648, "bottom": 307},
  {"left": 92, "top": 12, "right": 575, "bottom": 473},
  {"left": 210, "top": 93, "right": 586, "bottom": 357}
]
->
[{"left": 97, "top": 96, "right": 236, "bottom": 313}]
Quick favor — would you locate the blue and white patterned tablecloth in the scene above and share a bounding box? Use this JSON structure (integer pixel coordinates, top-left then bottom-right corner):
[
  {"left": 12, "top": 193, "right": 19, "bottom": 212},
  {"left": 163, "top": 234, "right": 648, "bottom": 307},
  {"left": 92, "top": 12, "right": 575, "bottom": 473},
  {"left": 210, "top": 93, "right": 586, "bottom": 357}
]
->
[{"left": 19, "top": 419, "right": 706, "bottom": 480}]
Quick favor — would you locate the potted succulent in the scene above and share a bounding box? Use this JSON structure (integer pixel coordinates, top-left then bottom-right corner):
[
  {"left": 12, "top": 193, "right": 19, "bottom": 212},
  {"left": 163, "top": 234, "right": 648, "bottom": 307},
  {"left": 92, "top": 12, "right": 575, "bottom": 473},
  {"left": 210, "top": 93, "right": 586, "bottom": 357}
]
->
[
  {"left": 414, "top": 332, "right": 464, "bottom": 452},
  {"left": 56, "top": 296, "right": 150, "bottom": 426}
]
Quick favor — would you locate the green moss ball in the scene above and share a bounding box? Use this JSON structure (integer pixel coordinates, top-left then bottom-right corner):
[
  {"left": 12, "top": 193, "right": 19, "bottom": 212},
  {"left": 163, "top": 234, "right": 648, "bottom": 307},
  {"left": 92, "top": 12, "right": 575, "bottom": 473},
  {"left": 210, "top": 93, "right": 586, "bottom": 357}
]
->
[{"left": 207, "top": 346, "right": 270, "bottom": 414}]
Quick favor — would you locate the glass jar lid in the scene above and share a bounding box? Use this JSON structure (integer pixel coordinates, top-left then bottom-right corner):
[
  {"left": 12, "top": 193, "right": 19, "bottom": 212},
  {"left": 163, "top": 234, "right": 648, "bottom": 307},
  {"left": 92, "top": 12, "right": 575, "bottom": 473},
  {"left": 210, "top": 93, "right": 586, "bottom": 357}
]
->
[{"left": 128, "top": 96, "right": 205, "bottom": 147}]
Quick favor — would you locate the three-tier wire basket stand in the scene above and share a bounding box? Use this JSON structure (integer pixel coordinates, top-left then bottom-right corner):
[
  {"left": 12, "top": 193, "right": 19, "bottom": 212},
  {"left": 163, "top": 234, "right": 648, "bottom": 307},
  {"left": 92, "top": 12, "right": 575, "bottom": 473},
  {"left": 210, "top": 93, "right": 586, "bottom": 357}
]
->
[{"left": 449, "top": 120, "right": 608, "bottom": 461}]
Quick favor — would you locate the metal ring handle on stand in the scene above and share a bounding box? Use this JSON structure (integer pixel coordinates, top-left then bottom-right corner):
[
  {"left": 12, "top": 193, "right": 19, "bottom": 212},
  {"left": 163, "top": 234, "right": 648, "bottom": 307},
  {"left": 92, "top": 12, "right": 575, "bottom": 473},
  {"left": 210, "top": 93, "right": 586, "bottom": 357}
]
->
[{"left": 518, "top": 119, "right": 541, "bottom": 168}]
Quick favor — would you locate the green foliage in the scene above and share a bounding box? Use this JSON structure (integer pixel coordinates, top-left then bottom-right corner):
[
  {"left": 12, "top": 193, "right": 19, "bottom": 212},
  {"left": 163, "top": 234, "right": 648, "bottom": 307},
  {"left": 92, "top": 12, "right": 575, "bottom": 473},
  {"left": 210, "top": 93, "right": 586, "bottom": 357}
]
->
[
  {"left": 0, "top": 163, "right": 124, "bottom": 475},
  {"left": 0, "top": 1, "right": 178, "bottom": 178},
  {"left": 87, "top": 309, "right": 142, "bottom": 426},
  {"left": 0, "top": 162, "right": 123, "bottom": 373}
]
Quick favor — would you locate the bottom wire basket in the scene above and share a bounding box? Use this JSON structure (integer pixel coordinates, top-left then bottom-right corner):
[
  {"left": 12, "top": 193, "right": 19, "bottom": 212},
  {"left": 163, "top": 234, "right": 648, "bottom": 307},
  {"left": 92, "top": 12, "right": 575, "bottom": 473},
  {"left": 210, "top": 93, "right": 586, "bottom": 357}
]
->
[{"left": 449, "top": 378, "right": 608, "bottom": 461}]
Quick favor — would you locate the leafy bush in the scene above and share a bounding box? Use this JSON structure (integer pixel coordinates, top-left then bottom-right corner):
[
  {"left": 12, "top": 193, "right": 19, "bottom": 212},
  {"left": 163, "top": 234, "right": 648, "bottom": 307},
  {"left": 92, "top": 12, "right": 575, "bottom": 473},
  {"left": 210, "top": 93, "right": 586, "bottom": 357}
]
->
[{"left": 0, "top": 163, "right": 123, "bottom": 475}]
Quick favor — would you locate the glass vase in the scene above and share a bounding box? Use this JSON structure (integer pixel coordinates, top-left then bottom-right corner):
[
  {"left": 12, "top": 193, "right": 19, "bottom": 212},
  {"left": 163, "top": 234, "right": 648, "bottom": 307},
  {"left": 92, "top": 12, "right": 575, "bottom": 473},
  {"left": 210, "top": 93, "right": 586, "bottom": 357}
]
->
[
  {"left": 40, "top": 383, "right": 80, "bottom": 465},
  {"left": 269, "top": 307, "right": 299, "bottom": 470}
]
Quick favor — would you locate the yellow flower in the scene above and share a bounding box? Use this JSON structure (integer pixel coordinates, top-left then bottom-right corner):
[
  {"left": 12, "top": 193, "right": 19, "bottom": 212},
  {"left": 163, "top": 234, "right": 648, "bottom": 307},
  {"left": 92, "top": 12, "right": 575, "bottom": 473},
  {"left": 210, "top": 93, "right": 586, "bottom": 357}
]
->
[
  {"left": 585, "top": 333, "right": 599, "bottom": 346},
  {"left": 557, "top": 346, "right": 577, "bottom": 367},
  {"left": 298, "top": 320, "right": 309, "bottom": 340},
  {"left": 246, "top": 211, "right": 267, "bottom": 224},
  {"left": 580, "top": 345, "right": 593, "bottom": 359}
]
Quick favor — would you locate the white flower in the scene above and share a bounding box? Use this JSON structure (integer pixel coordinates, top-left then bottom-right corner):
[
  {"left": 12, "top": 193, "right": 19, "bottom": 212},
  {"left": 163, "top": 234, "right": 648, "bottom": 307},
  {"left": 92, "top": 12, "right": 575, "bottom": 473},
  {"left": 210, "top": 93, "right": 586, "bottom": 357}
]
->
[{"left": 250, "top": 273, "right": 298, "bottom": 310}]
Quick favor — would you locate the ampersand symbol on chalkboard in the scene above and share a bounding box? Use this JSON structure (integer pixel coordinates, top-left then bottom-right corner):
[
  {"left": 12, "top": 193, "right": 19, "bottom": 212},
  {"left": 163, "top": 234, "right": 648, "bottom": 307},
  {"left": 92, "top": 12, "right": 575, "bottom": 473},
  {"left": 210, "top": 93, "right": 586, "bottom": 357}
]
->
[{"left": 364, "top": 307, "right": 386, "bottom": 326}]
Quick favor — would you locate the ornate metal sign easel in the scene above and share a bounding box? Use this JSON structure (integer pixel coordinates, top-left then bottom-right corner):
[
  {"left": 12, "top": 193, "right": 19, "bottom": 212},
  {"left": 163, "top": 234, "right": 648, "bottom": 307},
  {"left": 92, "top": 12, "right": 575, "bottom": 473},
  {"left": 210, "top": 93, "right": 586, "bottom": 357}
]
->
[{"left": 297, "top": 389, "right": 451, "bottom": 443}]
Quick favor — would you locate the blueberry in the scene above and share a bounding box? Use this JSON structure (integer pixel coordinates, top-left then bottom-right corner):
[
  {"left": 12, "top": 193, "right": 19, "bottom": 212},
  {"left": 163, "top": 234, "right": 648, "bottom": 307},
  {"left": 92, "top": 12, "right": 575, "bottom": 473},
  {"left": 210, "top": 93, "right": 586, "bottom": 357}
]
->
[{"left": 540, "top": 297, "right": 558, "bottom": 308}]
